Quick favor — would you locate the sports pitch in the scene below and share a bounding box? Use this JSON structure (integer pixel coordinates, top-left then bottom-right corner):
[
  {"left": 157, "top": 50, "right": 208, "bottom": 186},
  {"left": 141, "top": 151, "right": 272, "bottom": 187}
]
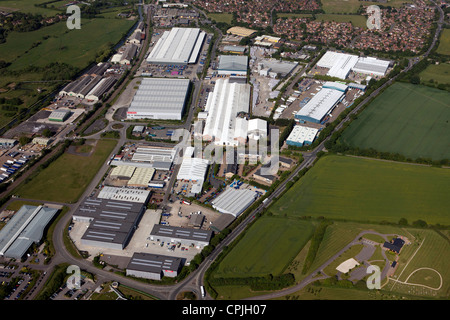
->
[
  {"left": 339, "top": 82, "right": 450, "bottom": 160},
  {"left": 269, "top": 155, "right": 450, "bottom": 226}
]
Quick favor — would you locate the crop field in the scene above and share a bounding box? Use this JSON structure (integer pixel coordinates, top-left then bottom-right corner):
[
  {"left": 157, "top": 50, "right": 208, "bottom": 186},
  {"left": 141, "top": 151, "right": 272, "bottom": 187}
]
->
[
  {"left": 436, "top": 29, "right": 450, "bottom": 56},
  {"left": 15, "top": 139, "right": 117, "bottom": 203},
  {"left": 212, "top": 216, "right": 315, "bottom": 278},
  {"left": 339, "top": 82, "right": 450, "bottom": 160},
  {"left": 269, "top": 155, "right": 450, "bottom": 225}
]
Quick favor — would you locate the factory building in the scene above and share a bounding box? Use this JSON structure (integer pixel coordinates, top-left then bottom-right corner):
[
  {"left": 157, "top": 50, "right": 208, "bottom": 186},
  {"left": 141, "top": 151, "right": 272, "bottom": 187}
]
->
[
  {"left": 146, "top": 27, "right": 205, "bottom": 65},
  {"left": 0, "top": 138, "right": 17, "bottom": 149},
  {"left": 120, "top": 44, "right": 138, "bottom": 65},
  {"left": 73, "top": 197, "right": 145, "bottom": 250},
  {"left": 247, "top": 118, "right": 268, "bottom": 141},
  {"left": 351, "top": 57, "right": 391, "bottom": 77},
  {"left": 316, "top": 51, "right": 359, "bottom": 80},
  {"left": 295, "top": 82, "right": 347, "bottom": 124},
  {"left": 0, "top": 205, "right": 59, "bottom": 259},
  {"left": 202, "top": 78, "right": 251, "bottom": 146},
  {"left": 222, "top": 45, "right": 246, "bottom": 55},
  {"left": 149, "top": 225, "right": 212, "bottom": 249},
  {"left": 85, "top": 77, "right": 117, "bottom": 102},
  {"left": 127, "top": 78, "right": 190, "bottom": 120},
  {"left": 286, "top": 125, "right": 319, "bottom": 147},
  {"left": 217, "top": 55, "right": 248, "bottom": 76},
  {"left": 48, "top": 109, "right": 71, "bottom": 122},
  {"left": 127, "top": 167, "right": 155, "bottom": 187},
  {"left": 126, "top": 252, "right": 183, "bottom": 280},
  {"left": 97, "top": 186, "right": 151, "bottom": 204},
  {"left": 177, "top": 157, "right": 209, "bottom": 195},
  {"left": 226, "top": 26, "right": 257, "bottom": 38},
  {"left": 211, "top": 187, "right": 258, "bottom": 218},
  {"left": 110, "top": 165, "right": 136, "bottom": 180}
]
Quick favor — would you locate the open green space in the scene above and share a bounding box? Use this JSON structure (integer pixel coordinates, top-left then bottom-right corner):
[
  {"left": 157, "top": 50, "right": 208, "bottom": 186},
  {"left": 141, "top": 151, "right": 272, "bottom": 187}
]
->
[
  {"left": 436, "top": 28, "right": 450, "bottom": 56},
  {"left": 420, "top": 63, "right": 450, "bottom": 85},
  {"left": 316, "top": 14, "right": 367, "bottom": 28},
  {"left": 15, "top": 139, "right": 117, "bottom": 203},
  {"left": 269, "top": 155, "right": 450, "bottom": 225},
  {"left": 207, "top": 13, "right": 233, "bottom": 24},
  {"left": 213, "top": 216, "right": 315, "bottom": 278},
  {"left": 2, "top": 18, "right": 134, "bottom": 70},
  {"left": 321, "top": 0, "right": 412, "bottom": 14},
  {"left": 339, "top": 82, "right": 450, "bottom": 160},
  {"left": 0, "top": 0, "right": 62, "bottom": 15}
]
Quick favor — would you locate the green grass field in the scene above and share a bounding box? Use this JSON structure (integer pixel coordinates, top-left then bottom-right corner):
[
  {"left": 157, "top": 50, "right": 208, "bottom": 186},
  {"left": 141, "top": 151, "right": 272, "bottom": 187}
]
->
[
  {"left": 339, "top": 82, "right": 450, "bottom": 161},
  {"left": 0, "top": 0, "right": 62, "bottom": 15},
  {"left": 207, "top": 13, "right": 233, "bottom": 24},
  {"left": 15, "top": 139, "right": 117, "bottom": 203},
  {"left": 420, "top": 63, "right": 450, "bottom": 85},
  {"left": 213, "top": 216, "right": 315, "bottom": 278},
  {"left": 316, "top": 14, "right": 367, "bottom": 28},
  {"left": 436, "top": 28, "right": 450, "bottom": 56},
  {"left": 2, "top": 18, "right": 134, "bottom": 70},
  {"left": 321, "top": 0, "right": 412, "bottom": 13},
  {"left": 269, "top": 155, "right": 450, "bottom": 225}
]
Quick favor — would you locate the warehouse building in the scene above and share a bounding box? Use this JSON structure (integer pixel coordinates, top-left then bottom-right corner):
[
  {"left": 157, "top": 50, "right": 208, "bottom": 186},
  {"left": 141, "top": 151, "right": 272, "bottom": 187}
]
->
[
  {"left": 73, "top": 197, "right": 145, "bottom": 250},
  {"left": 110, "top": 165, "right": 136, "bottom": 180},
  {"left": 0, "top": 138, "right": 17, "bottom": 149},
  {"left": 0, "top": 205, "right": 59, "bottom": 259},
  {"left": 98, "top": 186, "right": 151, "bottom": 204},
  {"left": 211, "top": 187, "right": 258, "bottom": 218},
  {"left": 127, "top": 78, "right": 190, "bottom": 120},
  {"left": 126, "top": 252, "right": 183, "bottom": 280},
  {"left": 351, "top": 57, "right": 391, "bottom": 77},
  {"left": 147, "top": 27, "right": 205, "bottom": 65},
  {"left": 177, "top": 157, "right": 209, "bottom": 195},
  {"left": 85, "top": 77, "right": 117, "bottom": 102},
  {"left": 295, "top": 82, "right": 347, "bottom": 124},
  {"left": 223, "top": 45, "right": 246, "bottom": 55},
  {"left": 202, "top": 78, "right": 251, "bottom": 146},
  {"left": 254, "top": 35, "right": 281, "bottom": 47},
  {"left": 316, "top": 51, "right": 359, "bottom": 80},
  {"left": 131, "top": 146, "right": 177, "bottom": 164},
  {"left": 217, "top": 55, "right": 248, "bottom": 76},
  {"left": 226, "top": 26, "right": 257, "bottom": 38},
  {"left": 85, "top": 62, "right": 110, "bottom": 77},
  {"left": 127, "top": 167, "right": 155, "bottom": 187},
  {"left": 48, "top": 109, "right": 71, "bottom": 122},
  {"left": 257, "top": 59, "right": 298, "bottom": 78},
  {"left": 120, "top": 43, "right": 138, "bottom": 65},
  {"left": 286, "top": 125, "right": 319, "bottom": 147},
  {"left": 149, "top": 225, "right": 212, "bottom": 249},
  {"left": 247, "top": 118, "right": 267, "bottom": 141}
]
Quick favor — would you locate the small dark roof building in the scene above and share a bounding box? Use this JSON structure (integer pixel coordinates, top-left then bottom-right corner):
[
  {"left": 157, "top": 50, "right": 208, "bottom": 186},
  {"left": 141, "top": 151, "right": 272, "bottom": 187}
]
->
[
  {"left": 383, "top": 238, "right": 405, "bottom": 254},
  {"left": 126, "top": 252, "right": 183, "bottom": 280}
]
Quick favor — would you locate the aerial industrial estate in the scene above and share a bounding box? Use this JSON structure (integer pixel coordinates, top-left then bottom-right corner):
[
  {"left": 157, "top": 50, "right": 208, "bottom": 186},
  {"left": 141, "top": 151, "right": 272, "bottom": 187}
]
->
[{"left": 0, "top": 0, "right": 448, "bottom": 308}]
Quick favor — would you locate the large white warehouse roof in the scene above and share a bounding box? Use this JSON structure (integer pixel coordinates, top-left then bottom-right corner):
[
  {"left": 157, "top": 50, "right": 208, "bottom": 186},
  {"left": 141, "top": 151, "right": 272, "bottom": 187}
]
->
[
  {"left": 147, "top": 28, "right": 205, "bottom": 64},
  {"left": 295, "top": 86, "right": 345, "bottom": 123},
  {"left": 127, "top": 78, "right": 190, "bottom": 120},
  {"left": 316, "top": 51, "right": 359, "bottom": 80},
  {"left": 351, "top": 57, "right": 390, "bottom": 76},
  {"left": 203, "top": 78, "right": 250, "bottom": 146},
  {"left": 212, "top": 187, "right": 258, "bottom": 217}
]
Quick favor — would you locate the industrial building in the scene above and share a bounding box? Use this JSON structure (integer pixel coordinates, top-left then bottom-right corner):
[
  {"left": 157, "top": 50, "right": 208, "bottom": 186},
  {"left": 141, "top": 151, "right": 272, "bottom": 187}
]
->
[
  {"left": 351, "top": 57, "right": 391, "bottom": 77},
  {"left": 85, "top": 62, "right": 110, "bottom": 77},
  {"left": 257, "top": 59, "right": 298, "bottom": 78},
  {"left": 0, "top": 205, "right": 59, "bottom": 259},
  {"left": 98, "top": 186, "right": 151, "bottom": 204},
  {"left": 110, "top": 165, "right": 136, "bottom": 179},
  {"left": 120, "top": 43, "right": 138, "bottom": 65},
  {"left": 73, "top": 197, "right": 145, "bottom": 250},
  {"left": 32, "top": 137, "right": 52, "bottom": 146},
  {"left": 146, "top": 27, "right": 205, "bottom": 65},
  {"left": 254, "top": 35, "right": 281, "bottom": 47},
  {"left": 127, "top": 78, "right": 190, "bottom": 120},
  {"left": 127, "top": 167, "right": 155, "bottom": 187},
  {"left": 211, "top": 187, "right": 258, "bottom": 218},
  {"left": 149, "top": 225, "right": 212, "bottom": 249},
  {"left": 316, "top": 51, "right": 359, "bottom": 80},
  {"left": 286, "top": 125, "right": 319, "bottom": 147},
  {"left": 202, "top": 78, "right": 251, "bottom": 146},
  {"left": 0, "top": 138, "right": 17, "bottom": 149},
  {"left": 176, "top": 157, "right": 209, "bottom": 195},
  {"left": 226, "top": 26, "right": 257, "bottom": 38},
  {"left": 131, "top": 146, "right": 177, "bottom": 164},
  {"left": 222, "top": 45, "right": 246, "bottom": 55},
  {"left": 48, "top": 109, "right": 71, "bottom": 122},
  {"left": 85, "top": 77, "right": 117, "bottom": 102},
  {"left": 295, "top": 82, "right": 347, "bottom": 124},
  {"left": 126, "top": 252, "right": 183, "bottom": 280},
  {"left": 217, "top": 55, "right": 248, "bottom": 76},
  {"left": 247, "top": 118, "right": 268, "bottom": 141}
]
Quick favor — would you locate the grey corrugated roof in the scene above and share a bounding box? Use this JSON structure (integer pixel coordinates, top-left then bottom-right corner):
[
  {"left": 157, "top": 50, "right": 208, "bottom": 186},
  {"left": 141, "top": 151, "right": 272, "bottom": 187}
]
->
[
  {"left": 127, "top": 252, "right": 182, "bottom": 273},
  {"left": 218, "top": 55, "right": 248, "bottom": 72}
]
